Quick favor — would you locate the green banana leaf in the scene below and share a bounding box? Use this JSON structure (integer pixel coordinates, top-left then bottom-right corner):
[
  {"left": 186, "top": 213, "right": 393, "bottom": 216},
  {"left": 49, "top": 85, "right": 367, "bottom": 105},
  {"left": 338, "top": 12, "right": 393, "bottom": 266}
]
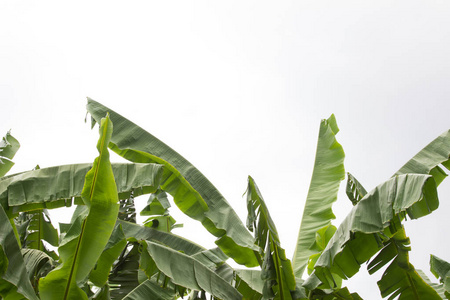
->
[
  {"left": 39, "top": 115, "right": 119, "bottom": 299},
  {"left": 109, "top": 242, "right": 142, "bottom": 299},
  {"left": 394, "top": 129, "right": 450, "bottom": 184},
  {"left": 346, "top": 173, "right": 367, "bottom": 206},
  {"left": 0, "top": 205, "right": 39, "bottom": 300},
  {"left": 292, "top": 114, "right": 345, "bottom": 278},
  {"left": 23, "top": 209, "right": 59, "bottom": 251},
  {"left": 86, "top": 98, "right": 259, "bottom": 267},
  {"left": 234, "top": 269, "right": 264, "bottom": 300},
  {"left": 122, "top": 279, "right": 177, "bottom": 300},
  {"left": 417, "top": 269, "right": 447, "bottom": 299},
  {"left": 0, "top": 162, "right": 163, "bottom": 213},
  {"left": 142, "top": 240, "right": 242, "bottom": 300},
  {"left": 21, "top": 248, "right": 55, "bottom": 291},
  {"left": 246, "top": 176, "right": 296, "bottom": 300},
  {"left": 90, "top": 223, "right": 127, "bottom": 287},
  {"left": 119, "top": 220, "right": 205, "bottom": 256},
  {"left": 430, "top": 254, "right": 450, "bottom": 298},
  {"left": 0, "top": 131, "right": 20, "bottom": 177},
  {"left": 312, "top": 174, "right": 438, "bottom": 289},
  {"left": 367, "top": 227, "right": 440, "bottom": 299}
]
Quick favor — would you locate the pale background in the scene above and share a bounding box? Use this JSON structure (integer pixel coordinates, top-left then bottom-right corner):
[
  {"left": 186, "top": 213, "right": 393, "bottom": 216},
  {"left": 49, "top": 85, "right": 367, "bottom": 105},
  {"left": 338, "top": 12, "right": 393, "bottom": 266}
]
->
[{"left": 1, "top": 1, "right": 449, "bottom": 299}]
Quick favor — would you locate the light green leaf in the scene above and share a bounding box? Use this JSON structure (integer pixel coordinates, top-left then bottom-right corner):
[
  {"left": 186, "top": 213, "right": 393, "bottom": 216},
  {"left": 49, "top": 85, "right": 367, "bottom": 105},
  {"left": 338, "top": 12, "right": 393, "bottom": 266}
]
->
[
  {"left": 246, "top": 176, "right": 296, "bottom": 300},
  {"left": 89, "top": 223, "right": 127, "bottom": 287},
  {"left": 292, "top": 114, "right": 345, "bottom": 278},
  {"left": 39, "top": 114, "right": 119, "bottom": 299},
  {"left": 143, "top": 240, "right": 242, "bottom": 300},
  {"left": 0, "top": 131, "right": 20, "bottom": 177},
  {"left": 86, "top": 98, "right": 259, "bottom": 267},
  {"left": 0, "top": 205, "right": 39, "bottom": 300},
  {"left": 0, "top": 162, "right": 163, "bottom": 213}
]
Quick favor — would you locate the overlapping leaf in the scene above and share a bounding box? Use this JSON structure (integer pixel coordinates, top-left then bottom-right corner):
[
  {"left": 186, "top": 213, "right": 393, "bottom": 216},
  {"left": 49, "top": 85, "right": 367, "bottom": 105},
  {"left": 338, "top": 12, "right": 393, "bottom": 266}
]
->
[
  {"left": 86, "top": 98, "right": 259, "bottom": 267},
  {"left": 0, "top": 205, "right": 39, "bottom": 300},
  {"left": 367, "top": 227, "right": 440, "bottom": 299},
  {"left": 0, "top": 162, "right": 163, "bottom": 213},
  {"left": 292, "top": 115, "right": 345, "bottom": 278},
  {"left": 142, "top": 240, "right": 242, "bottom": 299},
  {"left": 313, "top": 174, "right": 438, "bottom": 289},
  {"left": 39, "top": 115, "right": 119, "bottom": 299}
]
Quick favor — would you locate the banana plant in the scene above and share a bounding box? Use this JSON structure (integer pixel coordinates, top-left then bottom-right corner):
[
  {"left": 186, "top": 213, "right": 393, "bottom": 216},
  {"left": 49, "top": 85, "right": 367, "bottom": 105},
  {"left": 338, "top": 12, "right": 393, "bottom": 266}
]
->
[{"left": 0, "top": 100, "right": 449, "bottom": 299}]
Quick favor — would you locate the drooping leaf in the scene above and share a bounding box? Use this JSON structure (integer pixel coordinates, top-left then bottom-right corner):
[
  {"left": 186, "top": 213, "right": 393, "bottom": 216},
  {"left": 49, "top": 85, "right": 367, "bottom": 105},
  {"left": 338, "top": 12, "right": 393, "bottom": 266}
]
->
[
  {"left": 0, "top": 131, "right": 20, "bottom": 177},
  {"left": 142, "top": 240, "right": 242, "bottom": 300},
  {"left": 416, "top": 269, "right": 447, "bottom": 299},
  {"left": 367, "top": 227, "right": 440, "bottom": 299},
  {"left": 234, "top": 269, "right": 263, "bottom": 300},
  {"left": 86, "top": 98, "right": 259, "bottom": 267},
  {"left": 246, "top": 176, "right": 296, "bottom": 300},
  {"left": 313, "top": 174, "right": 438, "bottom": 289},
  {"left": 395, "top": 129, "right": 450, "bottom": 185},
  {"left": 21, "top": 248, "right": 55, "bottom": 292},
  {"left": 292, "top": 114, "right": 345, "bottom": 278},
  {"left": 430, "top": 254, "right": 450, "bottom": 298},
  {"left": 140, "top": 190, "right": 170, "bottom": 216},
  {"left": 39, "top": 114, "right": 120, "bottom": 299},
  {"left": 119, "top": 220, "right": 205, "bottom": 256},
  {"left": 0, "top": 205, "right": 39, "bottom": 300},
  {"left": 0, "top": 162, "right": 163, "bottom": 213}
]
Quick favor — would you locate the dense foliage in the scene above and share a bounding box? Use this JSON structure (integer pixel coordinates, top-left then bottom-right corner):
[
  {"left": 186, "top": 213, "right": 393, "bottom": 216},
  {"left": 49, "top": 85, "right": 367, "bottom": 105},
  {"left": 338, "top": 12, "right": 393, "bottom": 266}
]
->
[{"left": 0, "top": 99, "right": 449, "bottom": 299}]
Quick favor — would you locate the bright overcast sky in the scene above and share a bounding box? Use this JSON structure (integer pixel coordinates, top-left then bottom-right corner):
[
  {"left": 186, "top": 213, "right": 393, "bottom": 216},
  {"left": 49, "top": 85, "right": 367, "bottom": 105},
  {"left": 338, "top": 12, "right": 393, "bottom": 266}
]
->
[{"left": 1, "top": 1, "right": 450, "bottom": 299}]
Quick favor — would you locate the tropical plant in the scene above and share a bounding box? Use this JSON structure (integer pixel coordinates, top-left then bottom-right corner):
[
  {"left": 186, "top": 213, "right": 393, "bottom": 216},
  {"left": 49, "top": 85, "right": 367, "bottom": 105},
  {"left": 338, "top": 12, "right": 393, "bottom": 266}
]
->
[{"left": 0, "top": 99, "right": 448, "bottom": 299}]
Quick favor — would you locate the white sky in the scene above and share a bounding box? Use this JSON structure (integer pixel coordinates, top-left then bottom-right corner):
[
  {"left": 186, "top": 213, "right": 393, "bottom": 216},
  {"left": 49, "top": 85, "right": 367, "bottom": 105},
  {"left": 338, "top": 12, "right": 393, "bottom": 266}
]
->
[{"left": 1, "top": 1, "right": 449, "bottom": 299}]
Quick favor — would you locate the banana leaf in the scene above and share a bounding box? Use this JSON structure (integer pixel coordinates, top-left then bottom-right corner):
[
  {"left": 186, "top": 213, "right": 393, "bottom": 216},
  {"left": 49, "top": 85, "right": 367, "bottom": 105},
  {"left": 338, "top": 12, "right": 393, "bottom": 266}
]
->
[
  {"left": 367, "top": 227, "right": 440, "bottom": 299},
  {"left": 142, "top": 240, "right": 242, "bottom": 299},
  {"left": 246, "top": 176, "right": 296, "bottom": 299},
  {"left": 417, "top": 269, "right": 447, "bottom": 299},
  {"left": 394, "top": 129, "right": 450, "bottom": 185},
  {"left": 22, "top": 209, "right": 59, "bottom": 252},
  {"left": 39, "top": 114, "right": 119, "bottom": 299},
  {"left": 430, "top": 254, "right": 450, "bottom": 298},
  {"left": 86, "top": 98, "right": 259, "bottom": 267},
  {"left": 292, "top": 114, "right": 345, "bottom": 278},
  {"left": 0, "top": 131, "right": 20, "bottom": 177},
  {"left": 0, "top": 162, "right": 163, "bottom": 213},
  {"left": 122, "top": 279, "right": 177, "bottom": 300},
  {"left": 0, "top": 205, "right": 39, "bottom": 300},
  {"left": 90, "top": 223, "right": 127, "bottom": 287},
  {"left": 21, "top": 248, "right": 55, "bottom": 291},
  {"left": 346, "top": 173, "right": 367, "bottom": 206},
  {"left": 234, "top": 269, "right": 264, "bottom": 300},
  {"left": 312, "top": 174, "right": 438, "bottom": 291}
]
